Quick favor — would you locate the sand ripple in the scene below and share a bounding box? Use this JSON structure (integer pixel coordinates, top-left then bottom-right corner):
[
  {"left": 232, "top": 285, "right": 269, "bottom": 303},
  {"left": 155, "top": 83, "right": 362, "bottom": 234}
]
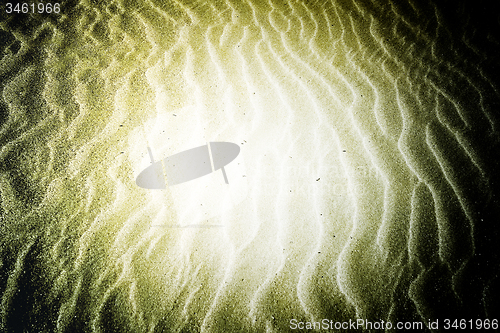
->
[{"left": 1, "top": 0, "right": 499, "bottom": 331}]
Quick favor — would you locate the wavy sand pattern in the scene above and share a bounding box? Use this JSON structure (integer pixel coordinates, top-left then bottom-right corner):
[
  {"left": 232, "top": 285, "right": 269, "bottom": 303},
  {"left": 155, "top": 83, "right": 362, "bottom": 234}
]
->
[{"left": 1, "top": 0, "right": 499, "bottom": 331}]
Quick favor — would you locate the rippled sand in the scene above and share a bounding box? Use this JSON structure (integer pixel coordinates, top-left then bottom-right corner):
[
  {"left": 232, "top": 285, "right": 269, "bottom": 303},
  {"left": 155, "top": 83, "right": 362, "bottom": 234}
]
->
[{"left": 1, "top": 0, "right": 499, "bottom": 331}]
